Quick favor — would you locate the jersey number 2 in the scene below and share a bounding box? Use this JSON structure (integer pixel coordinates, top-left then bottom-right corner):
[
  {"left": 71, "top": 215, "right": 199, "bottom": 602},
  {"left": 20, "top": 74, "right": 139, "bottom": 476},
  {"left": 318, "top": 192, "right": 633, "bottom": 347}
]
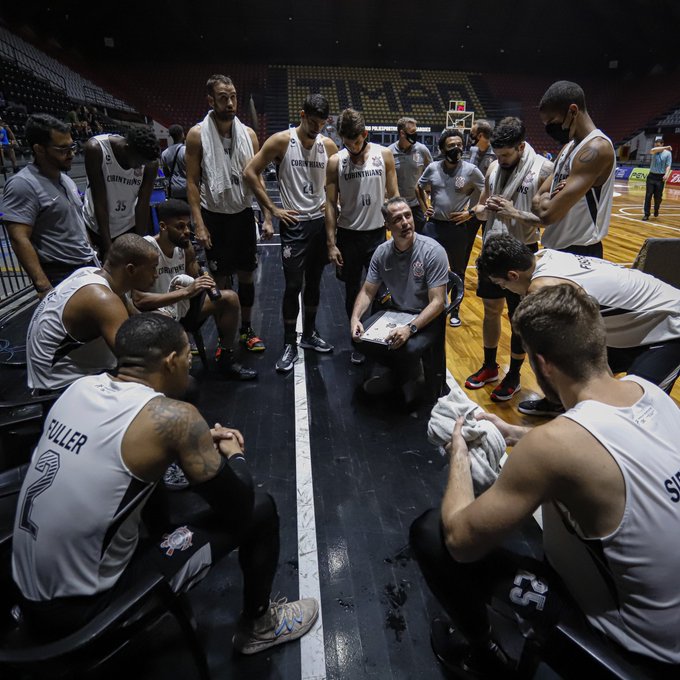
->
[{"left": 19, "top": 450, "right": 61, "bottom": 539}]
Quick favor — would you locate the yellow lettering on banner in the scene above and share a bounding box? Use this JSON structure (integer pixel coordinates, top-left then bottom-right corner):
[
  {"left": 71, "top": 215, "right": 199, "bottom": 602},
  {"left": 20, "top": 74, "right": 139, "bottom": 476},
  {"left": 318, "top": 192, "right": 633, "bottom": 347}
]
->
[{"left": 286, "top": 66, "right": 485, "bottom": 127}]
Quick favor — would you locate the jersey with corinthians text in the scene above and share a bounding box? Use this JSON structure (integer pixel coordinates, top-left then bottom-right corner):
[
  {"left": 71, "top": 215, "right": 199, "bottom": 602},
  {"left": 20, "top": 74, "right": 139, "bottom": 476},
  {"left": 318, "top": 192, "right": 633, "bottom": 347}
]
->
[
  {"left": 83, "top": 135, "right": 145, "bottom": 238},
  {"left": 277, "top": 129, "right": 328, "bottom": 220},
  {"left": 12, "top": 374, "right": 161, "bottom": 600},
  {"left": 143, "top": 236, "right": 190, "bottom": 321},
  {"left": 337, "top": 143, "right": 387, "bottom": 231}
]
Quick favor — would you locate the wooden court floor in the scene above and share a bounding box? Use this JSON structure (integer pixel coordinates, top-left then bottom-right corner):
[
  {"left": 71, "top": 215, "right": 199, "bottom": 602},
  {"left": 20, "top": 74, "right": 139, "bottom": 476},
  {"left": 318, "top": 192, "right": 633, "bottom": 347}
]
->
[{"left": 445, "top": 179, "right": 680, "bottom": 426}]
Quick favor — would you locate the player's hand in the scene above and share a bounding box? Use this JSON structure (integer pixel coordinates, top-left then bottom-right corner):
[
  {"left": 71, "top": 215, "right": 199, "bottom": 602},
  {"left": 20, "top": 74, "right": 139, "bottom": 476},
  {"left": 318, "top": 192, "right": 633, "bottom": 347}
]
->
[
  {"left": 272, "top": 207, "right": 300, "bottom": 226},
  {"left": 187, "top": 274, "right": 217, "bottom": 297},
  {"left": 450, "top": 210, "right": 472, "bottom": 224},
  {"left": 211, "top": 423, "right": 245, "bottom": 457},
  {"left": 328, "top": 244, "right": 343, "bottom": 267},
  {"left": 35, "top": 286, "right": 53, "bottom": 300},
  {"left": 195, "top": 224, "right": 212, "bottom": 250},
  {"left": 262, "top": 218, "right": 275, "bottom": 240},
  {"left": 351, "top": 319, "right": 364, "bottom": 339},
  {"left": 550, "top": 180, "right": 567, "bottom": 198},
  {"left": 424, "top": 205, "right": 434, "bottom": 218},
  {"left": 386, "top": 325, "right": 410, "bottom": 350},
  {"left": 445, "top": 417, "right": 469, "bottom": 459},
  {"left": 475, "top": 412, "right": 529, "bottom": 447},
  {"left": 486, "top": 196, "right": 514, "bottom": 217}
]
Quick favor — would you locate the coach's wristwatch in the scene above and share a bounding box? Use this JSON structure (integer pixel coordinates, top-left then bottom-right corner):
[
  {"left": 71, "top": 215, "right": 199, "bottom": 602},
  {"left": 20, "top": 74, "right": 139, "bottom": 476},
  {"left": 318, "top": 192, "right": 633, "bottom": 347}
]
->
[{"left": 409, "top": 323, "right": 418, "bottom": 335}]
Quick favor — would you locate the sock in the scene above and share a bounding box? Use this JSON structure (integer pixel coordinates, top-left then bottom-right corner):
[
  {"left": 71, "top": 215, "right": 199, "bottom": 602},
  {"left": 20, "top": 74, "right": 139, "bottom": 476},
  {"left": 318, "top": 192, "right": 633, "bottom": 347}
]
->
[
  {"left": 483, "top": 347, "right": 498, "bottom": 367},
  {"left": 284, "top": 321, "right": 297, "bottom": 345},
  {"left": 507, "top": 357, "right": 524, "bottom": 380},
  {"left": 302, "top": 307, "right": 317, "bottom": 338}
]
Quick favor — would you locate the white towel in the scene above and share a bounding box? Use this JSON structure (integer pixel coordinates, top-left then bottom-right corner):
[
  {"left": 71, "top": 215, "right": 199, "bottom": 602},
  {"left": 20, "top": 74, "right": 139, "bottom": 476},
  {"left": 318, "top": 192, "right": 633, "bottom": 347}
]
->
[
  {"left": 199, "top": 112, "right": 253, "bottom": 206},
  {"left": 485, "top": 142, "right": 544, "bottom": 238},
  {"left": 427, "top": 379, "right": 507, "bottom": 494}
]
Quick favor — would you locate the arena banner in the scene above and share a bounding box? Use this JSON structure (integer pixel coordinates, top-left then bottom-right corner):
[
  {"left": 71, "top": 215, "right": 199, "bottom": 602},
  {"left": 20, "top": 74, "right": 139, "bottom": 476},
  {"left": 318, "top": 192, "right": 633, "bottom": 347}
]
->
[
  {"left": 666, "top": 169, "right": 680, "bottom": 186},
  {"left": 615, "top": 166, "right": 633, "bottom": 180},
  {"left": 628, "top": 167, "right": 649, "bottom": 182}
]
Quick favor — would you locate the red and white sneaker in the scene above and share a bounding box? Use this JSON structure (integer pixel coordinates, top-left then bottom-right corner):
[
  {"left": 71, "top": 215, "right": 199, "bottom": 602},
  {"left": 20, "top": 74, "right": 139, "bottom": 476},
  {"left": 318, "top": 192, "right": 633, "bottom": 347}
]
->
[
  {"left": 490, "top": 374, "right": 521, "bottom": 402},
  {"left": 464, "top": 364, "right": 499, "bottom": 389}
]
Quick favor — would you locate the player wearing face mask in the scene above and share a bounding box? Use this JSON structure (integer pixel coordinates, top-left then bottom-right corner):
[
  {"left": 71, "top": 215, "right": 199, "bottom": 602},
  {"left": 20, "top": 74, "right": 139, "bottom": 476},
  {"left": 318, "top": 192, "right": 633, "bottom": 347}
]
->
[
  {"left": 388, "top": 117, "right": 433, "bottom": 234},
  {"left": 532, "top": 80, "right": 615, "bottom": 259},
  {"left": 417, "top": 129, "right": 485, "bottom": 327}
]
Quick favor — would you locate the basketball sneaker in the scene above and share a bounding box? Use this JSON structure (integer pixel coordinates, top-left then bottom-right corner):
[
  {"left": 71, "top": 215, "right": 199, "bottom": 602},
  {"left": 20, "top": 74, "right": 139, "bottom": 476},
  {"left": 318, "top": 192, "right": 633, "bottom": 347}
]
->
[
  {"left": 240, "top": 327, "right": 265, "bottom": 352},
  {"left": 162, "top": 462, "right": 189, "bottom": 490},
  {"left": 517, "top": 397, "right": 564, "bottom": 417},
  {"left": 490, "top": 374, "right": 521, "bottom": 402},
  {"left": 465, "top": 364, "right": 499, "bottom": 389},
  {"left": 214, "top": 348, "right": 258, "bottom": 380},
  {"left": 232, "top": 597, "right": 319, "bottom": 655},
  {"left": 275, "top": 344, "right": 298, "bottom": 373},
  {"left": 300, "top": 331, "right": 333, "bottom": 353}
]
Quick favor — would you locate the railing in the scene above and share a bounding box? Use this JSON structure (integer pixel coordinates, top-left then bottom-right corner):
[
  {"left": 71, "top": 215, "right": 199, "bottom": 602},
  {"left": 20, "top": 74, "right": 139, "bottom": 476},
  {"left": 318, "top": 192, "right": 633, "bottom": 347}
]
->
[
  {"left": 1, "top": 42, "right": 67, "bottom": 96},
  {"left": 0, "top": 222, "right": 32, "bottom": 303}
]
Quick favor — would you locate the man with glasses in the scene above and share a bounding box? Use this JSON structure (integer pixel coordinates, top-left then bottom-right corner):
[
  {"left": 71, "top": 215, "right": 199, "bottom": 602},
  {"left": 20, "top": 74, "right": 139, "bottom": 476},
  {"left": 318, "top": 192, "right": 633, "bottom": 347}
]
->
[
  {"left": 2, "top": 114, "right": 97, "bottom": 297},
  {"left": 83, "top": 127, "right": 159, "bottom": 258}
]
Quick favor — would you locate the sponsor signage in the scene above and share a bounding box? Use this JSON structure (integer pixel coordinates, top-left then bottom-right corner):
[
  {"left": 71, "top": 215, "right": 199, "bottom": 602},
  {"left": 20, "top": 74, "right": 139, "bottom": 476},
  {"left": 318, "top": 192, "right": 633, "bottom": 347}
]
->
[
  {"left": 366, "top": 125, "right": 433, "bottom": 132},
  {"left": 666, "top": 169, "right": 680, "bottom": 185},
  {"left": 615, "top": 166, "right": 633, "bottom": 180},
  {"left": 629, "top": 167, "right": 649, "bottom": 181}
]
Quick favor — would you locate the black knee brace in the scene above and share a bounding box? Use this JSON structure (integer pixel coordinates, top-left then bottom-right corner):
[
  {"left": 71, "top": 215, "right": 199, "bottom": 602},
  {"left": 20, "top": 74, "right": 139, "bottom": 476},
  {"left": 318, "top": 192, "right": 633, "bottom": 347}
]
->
[
  {"left": 283, "top": 271, "right": 304, "bottom": 320},
  {"left": 510, "top": 331, "right": 525, "bottom": 357}
]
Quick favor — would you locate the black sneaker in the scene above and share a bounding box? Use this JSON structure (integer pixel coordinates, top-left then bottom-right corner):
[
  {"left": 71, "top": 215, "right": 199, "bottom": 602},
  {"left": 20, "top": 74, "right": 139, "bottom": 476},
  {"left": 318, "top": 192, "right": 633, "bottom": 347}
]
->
[
  {"left": 517, "top": 397, "right": 564, "bottom": 417},
  {"left": 642, "top": 215, "right": 650, "bottom": 221},
  {"left": 430, "top": 618, "right": 514, "bottom": 679},
  {"left": 299, "top": 332, "right": 333, "bottom": 353},
  {"left": 215, "top": 349, "right": 258, "bottom": 380},
  {"left": 275, "top": 344, "right": 298, "bottom": 373},
  {"left": 350, "top": 350, "right": 365, "bottom": 365}
]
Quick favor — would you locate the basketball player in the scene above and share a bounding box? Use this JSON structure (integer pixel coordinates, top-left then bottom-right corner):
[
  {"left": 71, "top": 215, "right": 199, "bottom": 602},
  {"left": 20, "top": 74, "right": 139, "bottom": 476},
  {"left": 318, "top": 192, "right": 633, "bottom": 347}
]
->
[
  {"left": 131, "top": 199, "right": 256, "bottom": 381},
  {"left": 533, "top": 80, "right": 615, "bottom": 258},
  {"left": 186, "top": 74, "right": 272, "bottom": 355},
  {"left": 82, "top": 128, "right": 160, "bottom": 256},
  {"left": 477, "top": 233, "right": 680, "bottom": 413},
  {"left": 244, "top": 94, "right": 338, "bottom": 373},
  {"left": 465, "top": 117, "right": 553, "bottom": 401},
  {"left": 411, "top": 284, "right": 680, "bottom": 676},
  {"left": 325, "top": 108, "right": 398, "bottom": 364},
  {"left": 416, "top": 129, "right": 484, "bottom": 327},
  {"left": 388, "top": 117, "right": 432, "bottom": 233},
  {"left": 26, "top": 234, "right": 159, "bottom": 392},
  {"left": 13, "top": 313, "right": 319, "bottom": 654},
  {"left": 161, "top": 124, "right": 188, "bottom": 200}
]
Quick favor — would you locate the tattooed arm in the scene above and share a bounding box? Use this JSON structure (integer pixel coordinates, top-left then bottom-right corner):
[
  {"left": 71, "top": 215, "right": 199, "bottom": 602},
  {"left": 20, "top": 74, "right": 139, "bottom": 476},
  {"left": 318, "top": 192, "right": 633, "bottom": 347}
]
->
[{"left": 533, "top": 137, "right": 614, "bottom": 225}]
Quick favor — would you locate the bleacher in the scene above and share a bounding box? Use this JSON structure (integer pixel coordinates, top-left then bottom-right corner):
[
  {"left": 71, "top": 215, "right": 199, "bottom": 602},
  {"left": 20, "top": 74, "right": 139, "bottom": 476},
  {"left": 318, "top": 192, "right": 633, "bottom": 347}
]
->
[
  {"left": 0, "top": 26, "right": 134, "bottom": 113},
  {"left": 285, "top": 65, "right": 488, "bottom": 129}
]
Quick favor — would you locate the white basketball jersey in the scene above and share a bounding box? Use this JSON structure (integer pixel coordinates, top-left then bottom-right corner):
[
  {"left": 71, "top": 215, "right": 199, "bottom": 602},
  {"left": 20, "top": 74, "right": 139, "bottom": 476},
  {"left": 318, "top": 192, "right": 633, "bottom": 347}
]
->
[
  {"left": 337, "top": 143, "right": 387, "bottom": 231},
  {"left": 486, "top": 155, "right": 549, "bottom": 244},
  {"left": 83, "top": 135, "right": 145, "bottom": 238},
  {"left": 532, "top": 249, "right": 680, "bottom": 347},
  {"left": 26, "top": 268, "right": 117, "bottom": 391},
  {"left": 544, "top": 376, "right": 680, "bottom": 664},
  {"left": 12, "top": 374, "right": 161, "bottom": 600},
  {"left": 542, "top": 129, "right": 614, "bottom": 250},
  {"left": 144, "top": 236, "right": 190, "bottom": 320},
  {"left": 277, "top": 129, "right": 328, "bottom": 220}
]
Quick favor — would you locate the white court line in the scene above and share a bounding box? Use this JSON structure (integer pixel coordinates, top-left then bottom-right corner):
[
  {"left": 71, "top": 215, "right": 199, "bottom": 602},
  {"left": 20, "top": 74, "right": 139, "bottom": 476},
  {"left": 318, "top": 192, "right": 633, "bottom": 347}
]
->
[
  {"left": 293, "top": 301, "right": 326, "bottom": 680},
  {"left": 616, "top": 209, "right": 680, "bottom": 234}
]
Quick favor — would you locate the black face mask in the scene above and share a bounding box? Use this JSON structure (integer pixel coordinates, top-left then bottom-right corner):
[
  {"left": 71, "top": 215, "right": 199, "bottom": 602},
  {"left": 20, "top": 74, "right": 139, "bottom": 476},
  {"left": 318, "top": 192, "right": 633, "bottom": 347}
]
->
[
  {"left": 405, "top": 132, "right": 418, "bottom": 145},
  {"left": 445, "top": 147, "right": 462, "bottom": 163},
  {"left": 545, "top": 111, "right": 572, "bottom": 145},
  {"left": 346, "top": 138, "right": 368, "bottom": 157}
]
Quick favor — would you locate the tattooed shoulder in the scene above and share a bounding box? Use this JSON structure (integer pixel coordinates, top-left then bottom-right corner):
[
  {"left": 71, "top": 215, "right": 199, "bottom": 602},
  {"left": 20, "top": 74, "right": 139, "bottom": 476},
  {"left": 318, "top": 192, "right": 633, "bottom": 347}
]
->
[{"left": 146, "top": 397, "right": 206, "bottom": 450}]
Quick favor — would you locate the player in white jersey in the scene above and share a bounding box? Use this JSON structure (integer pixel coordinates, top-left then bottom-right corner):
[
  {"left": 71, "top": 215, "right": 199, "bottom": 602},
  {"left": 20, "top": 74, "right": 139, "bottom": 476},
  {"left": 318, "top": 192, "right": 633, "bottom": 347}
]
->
[
  {"left": 244, "top": 94, "right": 339, "bottom": 373},
  {"left": 325, "top": 108, "right": 398, "bottom": 364},
  {"left": 131, "top": 199, "right": 256, "bottom": 381},
  {"left": 477, "top": 233, "right": 680, "bottom": 412},
  {"left": 14, "top": 313, "right": 319, "bottom": 655},
  {"left": 532, "top": 80, "right": 615, "bottom": 258},
  {"left": 186, "top": 74, "right": 273, "bottom": 355},
  {"left": 26, "top": 234, "right": 159, "bottom": 391},
  {"left": 465, "top": 118, "right": 553, "bottom": 402},
  {"left": 411, "top": 285, "right": 680, "bottom": 676},
  {"left": 83, "top": 129, "right": 159, "bottom": 256}
]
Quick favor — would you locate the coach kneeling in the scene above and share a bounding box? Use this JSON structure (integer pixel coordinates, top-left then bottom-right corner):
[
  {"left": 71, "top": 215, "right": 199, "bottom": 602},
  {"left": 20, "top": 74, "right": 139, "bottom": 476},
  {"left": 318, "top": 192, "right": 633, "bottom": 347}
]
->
[{"left": 350, "top": 197, "right": 449, "bottom": 404}]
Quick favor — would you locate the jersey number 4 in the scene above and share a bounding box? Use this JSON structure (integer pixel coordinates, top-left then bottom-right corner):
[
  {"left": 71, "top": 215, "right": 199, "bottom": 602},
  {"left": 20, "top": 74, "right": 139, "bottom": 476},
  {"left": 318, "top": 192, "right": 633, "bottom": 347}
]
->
[{"left": 19, "top": 450, "right": 61, "bottom": 540}]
